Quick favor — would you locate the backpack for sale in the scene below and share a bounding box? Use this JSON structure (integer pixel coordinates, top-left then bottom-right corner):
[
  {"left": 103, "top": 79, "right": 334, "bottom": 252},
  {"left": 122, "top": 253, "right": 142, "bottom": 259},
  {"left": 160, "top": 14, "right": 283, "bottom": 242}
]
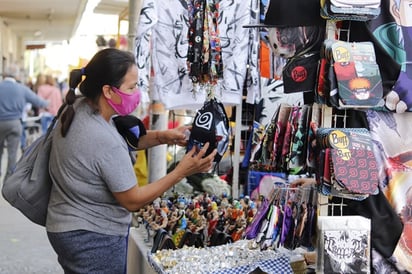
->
[{"left": 187, "top": 98, "right": 230, "bottom": 163}]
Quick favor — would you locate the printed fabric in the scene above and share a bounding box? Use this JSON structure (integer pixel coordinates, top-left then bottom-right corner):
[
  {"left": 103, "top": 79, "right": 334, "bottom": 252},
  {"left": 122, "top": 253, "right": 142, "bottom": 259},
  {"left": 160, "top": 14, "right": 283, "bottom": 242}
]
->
[
  {"left": 367, "top": 110, "right": 412, "bottom": 272},
  {"left": 135, "top": 0, "right": 252, "bottom": 109}
]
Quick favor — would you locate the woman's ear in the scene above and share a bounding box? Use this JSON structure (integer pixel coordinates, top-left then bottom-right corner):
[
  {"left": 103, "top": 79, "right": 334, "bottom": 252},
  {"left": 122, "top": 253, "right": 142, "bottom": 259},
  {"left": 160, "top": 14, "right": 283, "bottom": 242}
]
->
[{"left": 102, "top": 85, "right": 113, "bottom": 99}]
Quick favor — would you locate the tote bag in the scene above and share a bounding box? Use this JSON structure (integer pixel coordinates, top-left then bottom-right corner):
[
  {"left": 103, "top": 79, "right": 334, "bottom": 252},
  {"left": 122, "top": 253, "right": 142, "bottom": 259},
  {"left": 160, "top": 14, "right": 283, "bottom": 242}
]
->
[
  {"left": 1, "top": 104, "right": 64, "bottom": 226},
  {"left": 2, "top": 126, "right": 53, "bottom": 226}
]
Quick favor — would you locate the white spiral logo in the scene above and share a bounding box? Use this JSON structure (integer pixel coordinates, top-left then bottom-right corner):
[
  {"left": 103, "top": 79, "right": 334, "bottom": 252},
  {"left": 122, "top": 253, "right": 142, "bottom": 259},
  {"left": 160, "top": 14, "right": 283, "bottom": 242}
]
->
[{"left": 195, "top": 112, "right": 213, "bottom": 131}]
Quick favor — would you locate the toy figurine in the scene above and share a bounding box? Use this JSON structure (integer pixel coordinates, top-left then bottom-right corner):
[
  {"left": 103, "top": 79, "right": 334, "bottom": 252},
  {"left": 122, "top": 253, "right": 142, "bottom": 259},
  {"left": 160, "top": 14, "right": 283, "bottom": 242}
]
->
[{"left": 206, "top": 201, "right": 219, "bottom": 241}]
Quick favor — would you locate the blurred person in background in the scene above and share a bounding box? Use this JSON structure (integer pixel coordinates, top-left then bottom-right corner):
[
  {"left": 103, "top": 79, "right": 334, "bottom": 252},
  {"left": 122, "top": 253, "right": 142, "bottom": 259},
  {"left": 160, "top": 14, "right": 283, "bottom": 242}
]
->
[
  {"left": 20, "top": 102, "right": 33, "bottom": 151},
  {"left": 0, "top": 67, "right": 48, "bottom": 181},
  {"left": 20, "top": 77, "right": 36, "bottom": 151},
  {"left": 32, "top": 73, "right": 47, "bottom": 116},
  {"left": 37, "top": 74, "right": 63, "bottom": 134}
]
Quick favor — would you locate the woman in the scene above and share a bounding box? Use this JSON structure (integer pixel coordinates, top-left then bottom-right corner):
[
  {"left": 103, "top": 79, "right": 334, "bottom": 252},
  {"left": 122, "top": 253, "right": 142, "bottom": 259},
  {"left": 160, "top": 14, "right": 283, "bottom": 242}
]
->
[
  {"left": 46, "top": 48, "right": 216, "bottom": 274},
  {"left": 37, "top": 74, "right": 63, "bottom": 134}
]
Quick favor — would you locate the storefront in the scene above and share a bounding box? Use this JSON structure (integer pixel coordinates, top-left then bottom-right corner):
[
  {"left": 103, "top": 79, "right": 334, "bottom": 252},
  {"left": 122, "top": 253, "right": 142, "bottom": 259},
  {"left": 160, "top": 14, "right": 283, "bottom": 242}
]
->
[{"left": 127, "top": 0, "right": 412, "bottom": 273}]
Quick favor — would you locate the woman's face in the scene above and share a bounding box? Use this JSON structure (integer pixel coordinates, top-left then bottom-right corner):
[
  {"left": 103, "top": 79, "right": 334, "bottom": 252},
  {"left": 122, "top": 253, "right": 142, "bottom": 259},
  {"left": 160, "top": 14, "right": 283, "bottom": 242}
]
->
[{"left": 119, "top": 65, "right": 139, "bottom": 94}]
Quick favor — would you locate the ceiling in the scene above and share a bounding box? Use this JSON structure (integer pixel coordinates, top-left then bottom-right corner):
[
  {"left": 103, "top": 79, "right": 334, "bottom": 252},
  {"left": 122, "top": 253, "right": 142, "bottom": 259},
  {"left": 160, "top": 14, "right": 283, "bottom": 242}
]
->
[
  {"left": 0, "top": 0, "right": 88, "bottom": 45},
  {"left": 94, "top": 0, "right": 129, "bottom": 18}
]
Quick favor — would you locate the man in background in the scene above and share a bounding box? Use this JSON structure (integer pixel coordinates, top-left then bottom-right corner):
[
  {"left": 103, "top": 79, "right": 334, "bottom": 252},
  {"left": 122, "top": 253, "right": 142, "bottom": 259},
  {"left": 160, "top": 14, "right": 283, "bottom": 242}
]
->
[{"left": 0, "top": 66, "right": 48, "bottom": 181}]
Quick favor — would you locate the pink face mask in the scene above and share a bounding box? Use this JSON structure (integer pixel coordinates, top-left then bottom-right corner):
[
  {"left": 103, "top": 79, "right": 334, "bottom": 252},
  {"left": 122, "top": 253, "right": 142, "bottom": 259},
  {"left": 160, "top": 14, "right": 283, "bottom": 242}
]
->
[{"left": 107, "top": 86, "right": 141, "bottom": 116}]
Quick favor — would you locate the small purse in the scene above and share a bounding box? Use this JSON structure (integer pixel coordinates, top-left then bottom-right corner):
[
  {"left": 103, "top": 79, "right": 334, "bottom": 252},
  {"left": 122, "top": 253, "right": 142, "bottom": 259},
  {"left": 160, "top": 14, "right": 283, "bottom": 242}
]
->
[
  {"left": 318, "top": 40, "right": 384, "bottom": 109},
  {"left": 315, "top": 128, "right": 379, "bottom": 200},
  {"left": 330, "top": 148, "right": 379, "bottom": 195},
  {"left": 321, "top": 0, "right": 381, "bottom": 21}
]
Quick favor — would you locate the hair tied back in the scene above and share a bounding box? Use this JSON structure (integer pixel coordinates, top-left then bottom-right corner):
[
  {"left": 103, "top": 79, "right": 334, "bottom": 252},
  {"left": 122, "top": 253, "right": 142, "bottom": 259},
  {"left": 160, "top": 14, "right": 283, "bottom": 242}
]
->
[{"left": 66, "top": 88, "right": 76, "bottom": 106}]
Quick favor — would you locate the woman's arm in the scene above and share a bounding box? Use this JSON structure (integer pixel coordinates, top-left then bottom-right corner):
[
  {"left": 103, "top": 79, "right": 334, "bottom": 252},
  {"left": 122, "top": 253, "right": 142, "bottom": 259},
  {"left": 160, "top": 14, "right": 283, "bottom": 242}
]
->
[
  {"left": 113, "top": 143, "right": 216, "bottom": 211},
  {"left": 137, "top": 126, "right": 190, "bottom": 149}
]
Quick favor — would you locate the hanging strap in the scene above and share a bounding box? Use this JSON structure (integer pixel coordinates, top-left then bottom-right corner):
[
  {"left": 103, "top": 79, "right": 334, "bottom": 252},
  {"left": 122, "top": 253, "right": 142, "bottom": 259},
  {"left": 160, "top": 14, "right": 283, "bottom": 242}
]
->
[
  {"left": 42, "top": 102, "right": 67, "bottom": 143},
  {"left": 187, "top": 0, "right": 223, "bottom": 86},
  {"left": 206, "top": 0, "right": 223, "bottom": 84},
  {"left": 187, "top": 0, "right": 206, "bottom": 84}
]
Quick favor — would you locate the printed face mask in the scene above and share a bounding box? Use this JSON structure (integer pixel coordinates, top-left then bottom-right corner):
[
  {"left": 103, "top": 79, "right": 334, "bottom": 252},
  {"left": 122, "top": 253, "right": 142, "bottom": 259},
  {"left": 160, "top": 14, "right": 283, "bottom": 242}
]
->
[
  {"left": 267, "top": 27, "right": 301, "bottom": 58},
  {"left": 107, "top": 86, "right": 141, "bottom": 116},
  {"left": 267, "top": 25, "right": 325, "bottom": 59}
]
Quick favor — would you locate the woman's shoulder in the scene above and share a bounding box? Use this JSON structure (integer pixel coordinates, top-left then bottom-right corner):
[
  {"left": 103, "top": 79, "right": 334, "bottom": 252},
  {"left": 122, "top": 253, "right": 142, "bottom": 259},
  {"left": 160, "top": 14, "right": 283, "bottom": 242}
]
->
[{"left": 76, "top": 103, "right": 123, "bottom": 143}]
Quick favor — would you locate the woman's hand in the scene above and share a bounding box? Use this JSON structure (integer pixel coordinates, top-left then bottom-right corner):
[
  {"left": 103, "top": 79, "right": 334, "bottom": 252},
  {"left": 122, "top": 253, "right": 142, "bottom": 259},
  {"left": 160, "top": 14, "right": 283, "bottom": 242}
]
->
[
  {"left": 289, "top": 177, "right": 316, "bottom": 188},
  {"left": 113, "top": 143, "right": 216, "bottom": 212},
  {"left": 174, "top": 142, "right": 217, "bottom": 177},
  {"left": 157, "top": 126, "right": 191, "bottom": 146}
]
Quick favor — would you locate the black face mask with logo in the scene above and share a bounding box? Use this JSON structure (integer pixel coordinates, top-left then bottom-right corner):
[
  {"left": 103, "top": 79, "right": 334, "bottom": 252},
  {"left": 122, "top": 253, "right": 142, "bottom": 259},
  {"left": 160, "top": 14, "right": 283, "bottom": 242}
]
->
[
  {"left": 267, "top": 25, "right": 326, "bottom": 98},
  {"left": 187, "top": 98, "right": 230, "bottom": 164}
]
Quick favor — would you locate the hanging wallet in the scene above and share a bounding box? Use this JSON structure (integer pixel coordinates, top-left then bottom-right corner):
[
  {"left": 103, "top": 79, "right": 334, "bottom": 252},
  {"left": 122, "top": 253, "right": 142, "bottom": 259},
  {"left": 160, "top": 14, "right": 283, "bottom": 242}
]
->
[
  {"left": 321, "top": 0, "right": 380, "bottom": 21},
  {"left": 331, "top": 41, "right": 384, "bottom": 109},
  {"left": 330, "top": 148, "right": 379, "bottom": 195}
]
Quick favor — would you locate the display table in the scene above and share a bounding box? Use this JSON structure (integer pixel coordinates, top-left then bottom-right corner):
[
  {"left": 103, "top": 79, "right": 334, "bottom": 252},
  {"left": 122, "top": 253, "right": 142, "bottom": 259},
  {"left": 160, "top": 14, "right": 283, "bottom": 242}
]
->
[
  {"left": 148, "top": 240, "right": 294, "bottom": 274},
  {"left": 127, "top": 226, "right": 307, "bottom": 274},
  {"left": 127, "top": 226, "right": 156, "bottom": 274}
]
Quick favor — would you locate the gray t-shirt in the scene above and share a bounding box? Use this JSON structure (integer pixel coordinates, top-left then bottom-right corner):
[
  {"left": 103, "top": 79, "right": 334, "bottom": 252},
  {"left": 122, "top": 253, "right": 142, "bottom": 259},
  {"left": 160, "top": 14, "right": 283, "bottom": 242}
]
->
[{"left": 46, "top": 99, "right": 137, "bottom": 236}]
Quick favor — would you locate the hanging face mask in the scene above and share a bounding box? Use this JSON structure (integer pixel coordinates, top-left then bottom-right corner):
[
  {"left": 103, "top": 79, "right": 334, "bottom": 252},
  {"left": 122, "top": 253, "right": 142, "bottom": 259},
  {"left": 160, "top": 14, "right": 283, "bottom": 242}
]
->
[
  {"left": 266, "top": 25, "right": 325, "bottom": 96},
  {"left": 107, "top": 86, "right": 141, "bottom": 116},
  {"left": 187, "top": 98, "right": 230, "bottom": 163},
  {"left": 267, "top": 26, "right": 325, "bottom": 59},
  {"left": 267, "top": 27, "right": 304, "bottom": 58}
]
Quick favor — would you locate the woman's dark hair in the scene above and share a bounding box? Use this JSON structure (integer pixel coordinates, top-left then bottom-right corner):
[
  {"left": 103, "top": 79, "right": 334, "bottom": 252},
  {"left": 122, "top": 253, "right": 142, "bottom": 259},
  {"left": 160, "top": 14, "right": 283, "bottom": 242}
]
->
[{"left": 61, "top": 48, "right": 136, "bottom": 137}]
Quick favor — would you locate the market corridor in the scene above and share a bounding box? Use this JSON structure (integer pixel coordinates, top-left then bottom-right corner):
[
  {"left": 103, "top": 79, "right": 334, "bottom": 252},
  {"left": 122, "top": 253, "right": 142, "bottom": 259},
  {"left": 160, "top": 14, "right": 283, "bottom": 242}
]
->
[{"left": 0, "top": 150, "right": 63, "bottom": 274}]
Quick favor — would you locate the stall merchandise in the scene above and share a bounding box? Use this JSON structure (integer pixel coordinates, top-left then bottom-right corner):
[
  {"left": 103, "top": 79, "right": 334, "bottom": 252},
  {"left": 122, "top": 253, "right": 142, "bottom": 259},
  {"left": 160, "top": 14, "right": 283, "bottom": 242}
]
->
[
  {"left": 148, "top": 240, "right": 295, "bottom": 274},
  {"left": 133, "top": 0, "right": 412, "bottom": 272},
  {"left": 135, "top": 0, "right": 251, "bottom": 109},
  {"left": 317, "top": 216, "right": 371, "bottom": 274}
]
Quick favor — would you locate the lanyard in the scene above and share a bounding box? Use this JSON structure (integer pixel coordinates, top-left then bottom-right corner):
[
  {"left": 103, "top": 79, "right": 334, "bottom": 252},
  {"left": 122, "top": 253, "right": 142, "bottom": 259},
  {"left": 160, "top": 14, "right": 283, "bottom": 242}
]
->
[
  {"left": 187, "top": 0, "right": 206, "bottom": 83},
  {"left": 187, "top": 0, "right": 223, "bottom": 86}
]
